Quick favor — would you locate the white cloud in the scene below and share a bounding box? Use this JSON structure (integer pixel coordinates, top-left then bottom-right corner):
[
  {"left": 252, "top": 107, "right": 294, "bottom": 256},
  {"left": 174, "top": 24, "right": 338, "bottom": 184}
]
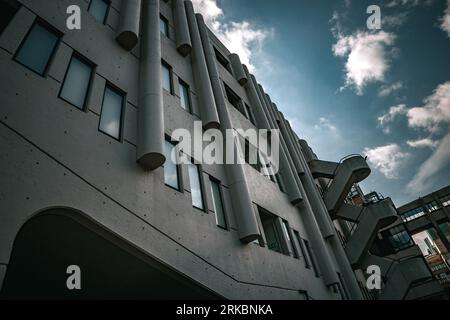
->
[
  {"left": 332, "top": 31, "right": 396, "bottom": 95},
  {"left": 407, "top": 81, "right": 450, "bottom": 133},
  {"left": 385, "top": 0, "right": 421, "bottom": 7},
  {"left": 441, "top": 0, "right": 450, "bottom": 38},
  {"left": 314, "top": 117, "right": 338, "bottom": 133},
  {"left": 363, "top": 144, "right": 409, "bottom": 179},
  {"left": 378, "top": 81, "right": 404, "bottom": 97},
  {"left": 377, "top": 104, "right": 407, "bottom": 133},
  {"left": 407, "top": 133, "right": 450, "bottom": 192},
  {"left": 191, "top": 0, "right": 271, "bottom": 71},
  {"left": 406, "top": 138, "right": 439, "bottom": 148}
]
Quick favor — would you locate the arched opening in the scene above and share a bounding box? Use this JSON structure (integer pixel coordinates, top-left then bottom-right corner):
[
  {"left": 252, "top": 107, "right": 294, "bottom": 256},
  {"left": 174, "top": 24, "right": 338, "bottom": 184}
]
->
[{"left": 1, "top": 208, "right": 221, "bottom": 299}]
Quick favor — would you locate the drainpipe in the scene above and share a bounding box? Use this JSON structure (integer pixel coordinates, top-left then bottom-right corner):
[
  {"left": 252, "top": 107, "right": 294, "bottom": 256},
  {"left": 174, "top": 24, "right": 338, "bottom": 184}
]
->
[
  {"left": 229, "top": 54, "right": 248, "bottom": 86},
  {"left": 196, "top": 13, "right": 260, "bottom": 243},
  {"left": 185, "top": 1, "right": 220, "bottom": 130},
  {"left": 244, "top": 69, "right": 339, "bottom": 288},
  {"left": 172, "top": 0, "right": 192, "bottom": 56},
  {"left": 116, "top": 0, "right": 141, "bottom": 51},
  {"left": 137, "top": 0, "right": 165, "bottom": 170}
]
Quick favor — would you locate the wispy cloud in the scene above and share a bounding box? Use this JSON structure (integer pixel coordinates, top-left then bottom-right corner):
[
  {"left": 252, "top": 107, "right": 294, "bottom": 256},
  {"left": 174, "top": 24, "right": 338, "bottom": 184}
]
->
[
  {"left": 406, "top": 137, "right": 439, "bottom": 148},
  {"left": 332, "top": 31, "right": 396, "bottom": 95},
  {"left": 407, "top": 133, "right": 450, "bottom": 192},
  {"left": 363, "top": 143, "right": 409, "bottom": 179},
  {"left": 440, "top": 0, "right": 450, "bottom": 38},
  {"left": 378, "top": 81, "right": 404, "bottom": 97},
  {"left": 314, "top": 117, "right": 338, "bottom": 133},
  {"left": 378, "top": 104, "right": 407, "bottom": 133},
  {"left": 407, "top": 81, "right": 450, "bottom": 133},
  {"left": 192, "top": 0, "right": 272, "bottom": 71}
]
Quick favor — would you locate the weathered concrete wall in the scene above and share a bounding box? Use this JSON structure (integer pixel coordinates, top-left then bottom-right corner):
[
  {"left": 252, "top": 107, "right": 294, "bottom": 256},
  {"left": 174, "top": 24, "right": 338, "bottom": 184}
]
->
[{"left": 0, "top": 0, "right": 343, "bottom": 299}]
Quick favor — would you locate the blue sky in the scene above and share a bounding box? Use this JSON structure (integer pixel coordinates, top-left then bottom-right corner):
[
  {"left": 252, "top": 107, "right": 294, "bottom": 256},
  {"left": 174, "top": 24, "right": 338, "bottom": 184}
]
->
[{"left": 192, "top": 0, "right": 450, "bottom": 206}]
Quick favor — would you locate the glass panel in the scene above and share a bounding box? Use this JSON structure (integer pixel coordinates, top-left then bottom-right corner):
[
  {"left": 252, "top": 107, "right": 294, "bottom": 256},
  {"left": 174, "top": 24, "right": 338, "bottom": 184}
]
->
[
  {"left": 15, "top": 23, "right": 59, "bottom": 75},
  {"left": 162, "top": 63, "right": 171, "bottom": 93},
  {"left": 189, "top": 163, "right": 204, "bottom": 210},
  {"left": 179, "top": 80, "right": 190, "bottom": 111},
  {"left": 164, "top": 141, "right": 179, "bottom": 190},
  {"left": 210, "top": 179, "right": 226, "bottom": 228},
  {"left": 88, "top": 0, "right": 108, "bottom": 23},
  {"left": 60, "top": 56, "right": 92, "bottom": 109},
  {"left": 99, "top": 86, "right": 123, "bottom": 139},
  {"left": 160, "top": 16, "right": 168, "bottom": 37},
  {"left": 282, "top": 221, "right": 295, "bottom": 256}
]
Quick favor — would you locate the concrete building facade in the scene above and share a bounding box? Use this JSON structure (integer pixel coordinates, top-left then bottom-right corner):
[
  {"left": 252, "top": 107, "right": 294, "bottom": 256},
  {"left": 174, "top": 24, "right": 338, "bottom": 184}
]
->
[{"left": 0, "top": 0, "right": 446, "bottom": 300}]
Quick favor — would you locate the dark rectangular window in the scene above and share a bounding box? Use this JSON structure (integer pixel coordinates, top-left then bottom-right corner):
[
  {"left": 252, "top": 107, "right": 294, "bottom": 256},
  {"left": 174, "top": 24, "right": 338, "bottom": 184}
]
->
[
  {"left": 210, "top": 178, "right": 227, "bottom": 229},
  {"left": 294, "top": 231, "right": 312, "bottom": 268},
  {"left": 99, "top": 84, "right": 124, "bottom": 140},
  {"left": 14, "top": 21, "right": 60, "bottom": 76},
  {"left": 303, "top": 239, "right": 320, "bottom": 277},
  {"left": 244, "top": 140, "right": 259, "bottom": 171},
  {"left": 179, "top": 79, "right": 191, "bottom": 112},
  {"left": 259, "top": 208, "right": 283, "bottom": 253},
  {"left": 214, "top": 48, "right": 232, "bottom": 73},
  {"left": 188, "top": 162, "right": 204, "bottom": 210},
  {"left": 161, "top": 61, "right": 173, "bottom": 94},
  {"left": 224, "top": 83, "right": 244, "bottom": 113},
  {"left": 244, "top": 103, "right": 256, "bottom": 125},
  {"left": 164, "top": 140, "right": 180, "bottom": 191},
  {"left": 387, "top": 225, "right": 414, "bottom": 251},
  {"left": 88, "top": 0, "right": 110, "bottom": 24},
  {"left": 59, "top": 54, "right": 94, "bottom": 110},
  {"left": 0, "top": 0, "right": 20, "bottom": 35},
  {"left": 160, "top": 14, "right": 169, "bottom": 38}
]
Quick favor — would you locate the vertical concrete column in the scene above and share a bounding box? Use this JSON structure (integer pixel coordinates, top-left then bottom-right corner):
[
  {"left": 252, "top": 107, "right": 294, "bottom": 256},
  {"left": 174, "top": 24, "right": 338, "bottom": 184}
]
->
[
  {"left": 136, "top": 0, "right": 166, "bottom": 170},
  {"left": 242, "top": 69, "right": 339, "bottom": 288},
  {"left": 185, "top": 1, "right": 220, "bottom": 130},
  {"left": 173, "top": 0, "right": 192, "bottom": 56},
  {"left": 197, "top": 13, "right": 259, "bottom": 243},
  {"left": 291, "top": 129, "right": 363, "bottom": 300},
  {"left": 229, "top": 54, "right": 248, "bottom": 86},
  {"left": 116, "top": 0, "right": 142, "bottom": 50},
  {"left": 242, "top": 67, "right": 302, "bottom": 205}
]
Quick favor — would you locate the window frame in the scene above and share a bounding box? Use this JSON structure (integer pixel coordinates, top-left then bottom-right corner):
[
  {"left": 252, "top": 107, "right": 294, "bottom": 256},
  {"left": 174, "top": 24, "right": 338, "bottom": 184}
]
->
[
  {"left": 58, "top": 52, "right": 96, "bottom": 111},
  {"left": 188, "top": 161, "right": 206, "bottom": 212},
  {"left": 87, "top": 0, "right": 111, "bottom": 25},
  {"left": 214, "top": 47, "right": 233, "bottom": 74},
  {"left": 161, "top": 60, "right": 174, "bottom": 94},
  {"left": 209, "top": 177, "right": 228, "bottom": 230},
  {"left": 163, "top": 138, "right": 182, "bottom": 192},
  {"left": 97, "top": 82, "right": 126, "bottom": 142},
  {"left": 159, "top": 14, "right": 169, "bottom": 38},
  {"left": 258, "top": 207, "right": 284, "bottom": 254},
  {"left": 13, "top": 18, "right": 62, "bottom": 77},
  {"left": 178, "top": 78, "right": 192, "bottom": 113}
]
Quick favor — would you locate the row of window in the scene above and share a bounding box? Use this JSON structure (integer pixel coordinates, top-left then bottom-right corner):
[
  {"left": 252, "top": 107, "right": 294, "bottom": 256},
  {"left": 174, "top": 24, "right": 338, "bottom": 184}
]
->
[
  {"left": 163, "top": 140, "right": 228, "bottom": 229},
  {"left": 387, "top": 225, "right": 414, "bottom": 251},
  {"left": 5, "top": 4, "right": 309, "bottom": 260},
  {"left": 258, "top": 207, "right": 320, "bottom": 276}
]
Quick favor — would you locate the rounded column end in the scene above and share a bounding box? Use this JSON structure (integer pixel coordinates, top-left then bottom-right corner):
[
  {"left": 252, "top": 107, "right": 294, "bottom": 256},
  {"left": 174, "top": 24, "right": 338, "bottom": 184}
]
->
[
  {"left": 116, "top": 31, "right": 139, "bottom": 51},
  {"left": 137, "top": 153, "right": 166, "bottom": 171}
]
